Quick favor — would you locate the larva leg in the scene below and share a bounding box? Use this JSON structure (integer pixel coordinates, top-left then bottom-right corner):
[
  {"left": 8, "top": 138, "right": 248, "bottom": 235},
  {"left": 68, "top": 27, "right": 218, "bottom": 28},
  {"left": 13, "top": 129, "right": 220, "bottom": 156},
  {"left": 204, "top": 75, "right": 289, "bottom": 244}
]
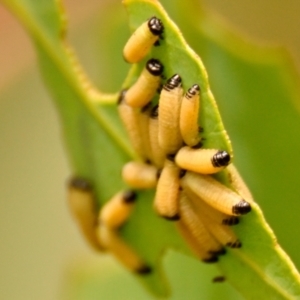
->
[
  {"left": 97, "top": 190, "right": 151, "bottom": 274},
  {"left": 158, "top": 74, "right": 183, "bottom": 155},
  {"left": 184, "top": 188, "right": 239, "bottom": 226},
  {"left": 122, "top": 161, "right": 158, "bottom": 189},
  {"left": 179, "top": 192, "right": 226, "bottom": 256},
  {"left": 154, "top": 159, "right": 181, "bottom": 220},
  {"left": 175, "top": 147, "right": 231, "bottom": 174},
  {"left": 181, "top": 171, "right": 251, "bottom": 216},
  {"left": 179, "top": 84, "right": 201, "bottom": 147},
  {"left": 125, "top": 59, "right": 163, "bottom": 108},
  {"left": 123, "top": 17, "right": 164, "bottom": 63},
  {"left": 67, "top": 177, "right": 104, "bottom": 251}
]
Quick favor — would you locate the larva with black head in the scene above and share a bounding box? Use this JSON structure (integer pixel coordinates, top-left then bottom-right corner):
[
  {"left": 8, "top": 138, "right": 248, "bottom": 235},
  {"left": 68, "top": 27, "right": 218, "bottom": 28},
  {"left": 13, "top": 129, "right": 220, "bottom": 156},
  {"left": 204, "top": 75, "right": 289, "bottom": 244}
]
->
[
  {"left": 158, "top": 74, "right": 183, "bottom": 155},
  {"left": 180, "top": 84, "right": 201, "bottom": 147},
  {"left": 123, "top": 16, "right": 164, "bottom": 63},
  {"left": 125, "top": 58, "right": 164, "bottom": 108},
  {"left": 175, "top": 147, "right": 231, "bottom": 174},
  {"left": 181, "top": 172, "right": 251, "bottom": 216},
  {"left": 67, "top": 177, "right": 104, "bottom": 251}
]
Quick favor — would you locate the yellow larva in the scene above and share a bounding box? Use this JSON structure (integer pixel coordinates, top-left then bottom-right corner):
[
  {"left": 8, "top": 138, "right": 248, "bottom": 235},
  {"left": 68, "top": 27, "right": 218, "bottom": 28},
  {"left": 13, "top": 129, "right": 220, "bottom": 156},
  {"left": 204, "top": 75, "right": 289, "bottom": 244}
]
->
[
  {"left": 122, "top": 161, "right": 158, "bottom": 189},
  {"left": 181, "top": 171, "right": 251, "bottom": 216},
  {"left": 154, "top": 159, "right": 181, "bottom": 220},
  {"left": 125, "top": 59, "right": 163, "bottom": 108},
  {"left": 175, "top": 147, "right": 231, "bottom": 174},
  {"left": 176, "top": 220, "right": 219, "bottom": 263},
  {"left": 97, "top": 225, "right": 151, "bottom": 274},
  {"left": 149, "top": 105, "right": 166, "bottom": 168},
  {"left": 179, "top": 84, "right": 201, "bottom": 147},
  {"left": 179, "top": 192, "right": 226, "bottom": 256},
  {"left": 184, "top": 188, "right": 239, "bottom": 226},
  {"left": 200, "top": 214, "right": 242, "bottom": 248},
  {"left": 117, "top": 91, "right": 148, "bottom": 161},
  {"left": 123, "top": 16, "right": 164, "bottom": 63},
  {"left": 99, "top": 190, "right": 136, "bottom": 229},
  {"left": 158, "top": 74, "right": 183, "bottom": 154},
  {"left": 67, "top": 177, "right": 104, "bottom": 251},
  {"left": 227, "top": 164, "right": 254, "bottom": 202}
]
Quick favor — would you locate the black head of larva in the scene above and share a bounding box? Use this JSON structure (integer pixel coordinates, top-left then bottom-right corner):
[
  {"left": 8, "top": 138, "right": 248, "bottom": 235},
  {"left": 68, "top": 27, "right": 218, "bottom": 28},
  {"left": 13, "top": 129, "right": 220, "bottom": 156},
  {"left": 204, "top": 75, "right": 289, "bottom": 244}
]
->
[
  {"left": 69, "top": 177, "right": 92, "bottom": 191},
  {"left": 147, "top": 16, "right": 164, "bottom": 36},
  {"left": 123, "top": 190, "right": 137, "bottom": 203},
  {"left": 211, "top": 150, "right": 231, "bottom": 168},
  {"left": 185, "top": 84, "right": 200, "bottom": 99},
  {"left": 232, "top": 200, "right": 251, "bottom": 215},
  {"left": 164, "top": 74, "right": 182, "bottom": 91},
  {"left": 146, "top": 59, "right": 164, "bottom": 76}
]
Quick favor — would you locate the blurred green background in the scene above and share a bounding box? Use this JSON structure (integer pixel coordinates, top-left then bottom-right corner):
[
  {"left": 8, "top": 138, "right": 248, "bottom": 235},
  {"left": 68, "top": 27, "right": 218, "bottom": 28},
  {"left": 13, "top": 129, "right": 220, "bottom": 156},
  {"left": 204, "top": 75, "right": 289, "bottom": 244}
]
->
[{"left": 1, "top": 0, "right": 300, "bottom": 299}]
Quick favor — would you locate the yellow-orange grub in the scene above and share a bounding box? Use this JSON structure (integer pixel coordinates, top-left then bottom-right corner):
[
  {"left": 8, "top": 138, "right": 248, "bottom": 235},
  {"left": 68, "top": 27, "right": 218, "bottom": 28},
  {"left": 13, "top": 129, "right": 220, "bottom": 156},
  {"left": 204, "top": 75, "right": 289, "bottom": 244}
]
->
[
  {"left": 180, "top": 84, "right": 201, "bottom": 147},
  {"left": 181, "top": 172, "right": 251, "bottom": 216},
  {"left": 122, "top": 161, "right": 158, "bottom": 189},
  {"left": 125, "top": 59, "right": 163, "bottom": 108},
  {"left": 158, "top": 74, "right": 183, "bottom": 154},
  {"left": 154, "top": 159, "right": 181, "bottom": 220},
  {"left": 123, "top": 17, "right": 164, "bottom": 63},
  {"left": 67, "top": 177, "right": 104, "bottom": 251},
  {"left": 175, "top": 147, "right": 231, "bottom": 174}
]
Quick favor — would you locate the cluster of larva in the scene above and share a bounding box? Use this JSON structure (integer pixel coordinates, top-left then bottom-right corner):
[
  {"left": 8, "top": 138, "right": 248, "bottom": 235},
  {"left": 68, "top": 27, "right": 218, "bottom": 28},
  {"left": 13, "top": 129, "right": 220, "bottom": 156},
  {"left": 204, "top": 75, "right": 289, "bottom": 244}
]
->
[{"left": 67, "top": 16, "right": 252, "bottom": 276}]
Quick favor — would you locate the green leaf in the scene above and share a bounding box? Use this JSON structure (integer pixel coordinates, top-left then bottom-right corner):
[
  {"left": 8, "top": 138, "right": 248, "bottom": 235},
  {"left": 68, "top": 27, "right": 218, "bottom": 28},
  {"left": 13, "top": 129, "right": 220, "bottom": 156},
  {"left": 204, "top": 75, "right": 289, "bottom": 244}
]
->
[{"left": 2, "top": 0, "right": 300, "bottom": 298}]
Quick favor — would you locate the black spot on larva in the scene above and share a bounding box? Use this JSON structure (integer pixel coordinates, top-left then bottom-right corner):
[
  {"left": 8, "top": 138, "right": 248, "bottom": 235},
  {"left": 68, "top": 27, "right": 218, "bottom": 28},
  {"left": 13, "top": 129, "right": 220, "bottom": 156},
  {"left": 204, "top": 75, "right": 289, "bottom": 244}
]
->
[
  {"left": 203, "top": 256, "right": 218, "bottom": 263},
  {"left": 222, "top": 217, "right": 239, "bottom": 226},
  {"left": 136, "top": 265, "right": 152, "bottom": 275},
  {"left": 163, "top": 74, "right": 182, "bottom": 91},
  {"left": 212, "top": 276, "right": 226, "bottom": 283},
  {"left": 166, "top": 153, "right": 176, "bottom": 161},
  {"left": 69, "top": 177, "right": 92, "bottom": 191},
  {"left": 185, "top": 84, "right": 200, "bottom": 99},
  {"left": 211, "top": 150, "right": 231, "bottom": 167},
  {"left": 156, "top": 169, "right": 162, "bottom": 179},
  {"left": 147, "top": 16, "right": 164, "bottom": 36},
  {"left": 150, "top": 104, "right": 159, "bottom": 119},
  {"left": 144, "top": 158, "right": 152, "bottom": 165},
  {"left": 117, "top": 89, "right": 127, "bottom": 105},
  {"left": 163, "top": 214, "right": 180, "bottom": 221},
  {"left": 141, "top": 102, "right": 152, "bottom": 114},
  {"left": 146, "top": 59, "right": 164, "bottom": 76},
  {"left": 226, "top": 240, "right": 242, "bottom": 248},
  {"left": 123, "top": 190, "right": 137, "bottom": 203},
  {"left": 179, "top": 169, "right": 187, "bottom": 178},
  {"left": 232, "top": 200, "right": 251, "bottom": 215}
]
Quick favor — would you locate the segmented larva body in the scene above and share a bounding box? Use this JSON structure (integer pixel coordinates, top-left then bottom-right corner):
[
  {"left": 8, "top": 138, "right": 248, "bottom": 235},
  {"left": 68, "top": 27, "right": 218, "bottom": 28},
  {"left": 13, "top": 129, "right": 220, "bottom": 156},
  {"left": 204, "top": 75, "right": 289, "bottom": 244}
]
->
[
  {"left": 158, "top": 74, "right": 183, "bottom": 154},
  {"left": 123, "top": 16, "right": 164, "bottom": 63},
  {"left": 97, "top": 225, "right": 151, "bottom": 274},
  {"left": 118, "top": 91, "right": 149, "bottom": 161},
  {"left": 175, "top": 147, "right": 231, "bottom": 174},
  {"left": 149, "top": 105, "right": 166, "bottom": 169},
  {"left": 68, "top": 177, "right": 104, "bottom": 251},
  {"left": 154, "top": 159, "right": 181, "bottom": 220},
  {"left": 122, "top": 161, "right": 158, "bottom": 189},
  {"left": 99, "top": 190, "right": 136, "bottom": 229},
  {"left": 180, "top": 84, "right": 201, "bottom": 147},
  {"left": 125, "top": 58, "right": 164, "bottom": 108},
  {"left": 179, "top": 192, "right": 226, "bottom": 257},
  {"left": 181, "top": 172, "right": 251, "bottom": 216},
  {"left": 184, "top": 188, "right": 239, "bottom": 226}
]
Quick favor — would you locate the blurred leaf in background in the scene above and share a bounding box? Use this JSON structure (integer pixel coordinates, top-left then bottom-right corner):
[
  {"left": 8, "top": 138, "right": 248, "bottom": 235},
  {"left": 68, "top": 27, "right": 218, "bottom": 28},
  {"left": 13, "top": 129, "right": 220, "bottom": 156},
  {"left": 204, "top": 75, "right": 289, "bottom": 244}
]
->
[{"left": 1, "top": 0, "right": 300, "bottom": 299}]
